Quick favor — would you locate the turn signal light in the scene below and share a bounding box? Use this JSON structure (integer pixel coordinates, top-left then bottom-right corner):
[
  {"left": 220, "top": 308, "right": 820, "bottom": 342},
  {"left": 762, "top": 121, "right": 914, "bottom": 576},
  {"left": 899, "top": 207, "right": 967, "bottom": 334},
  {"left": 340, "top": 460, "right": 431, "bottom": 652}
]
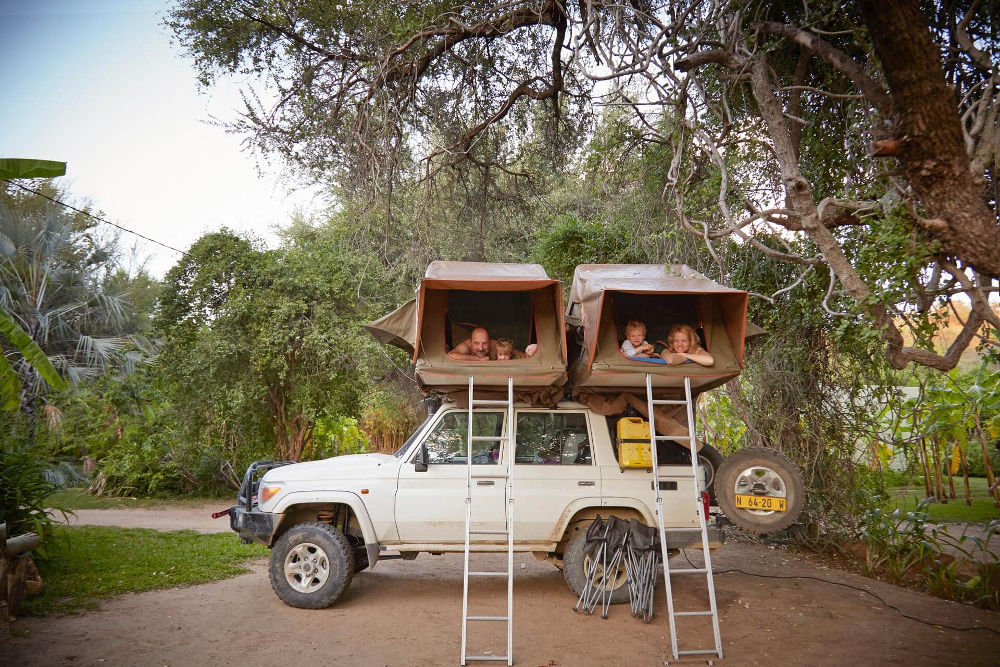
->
[{"left": 259, "top": 485, "right": 282, "bottom": 503}]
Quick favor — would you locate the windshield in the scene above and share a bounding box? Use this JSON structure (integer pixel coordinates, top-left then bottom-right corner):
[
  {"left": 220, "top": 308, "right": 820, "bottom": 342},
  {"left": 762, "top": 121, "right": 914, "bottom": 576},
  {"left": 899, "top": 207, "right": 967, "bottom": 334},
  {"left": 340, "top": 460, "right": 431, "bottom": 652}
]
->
[{"left": 392, "top": 413, "right": 434, "bottom": 459}]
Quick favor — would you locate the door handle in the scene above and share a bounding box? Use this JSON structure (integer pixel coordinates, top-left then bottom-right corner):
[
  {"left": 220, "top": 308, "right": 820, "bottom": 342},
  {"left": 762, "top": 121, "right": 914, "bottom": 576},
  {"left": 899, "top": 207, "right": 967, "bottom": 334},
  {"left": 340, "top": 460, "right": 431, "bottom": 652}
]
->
[
  {"left": 578, "top": 481, "right": 596, "bottom": 486},
  {"left": 477, "top": 480, "right": 495, "bottom": 486}
]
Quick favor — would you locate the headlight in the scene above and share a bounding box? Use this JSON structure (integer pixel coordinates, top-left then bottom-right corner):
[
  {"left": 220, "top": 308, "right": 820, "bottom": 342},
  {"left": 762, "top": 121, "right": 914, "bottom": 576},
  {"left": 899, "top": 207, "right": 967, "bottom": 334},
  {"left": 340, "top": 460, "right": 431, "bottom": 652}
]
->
[{"left": 259, "top": 484, "right": 283, "bottom": 504}]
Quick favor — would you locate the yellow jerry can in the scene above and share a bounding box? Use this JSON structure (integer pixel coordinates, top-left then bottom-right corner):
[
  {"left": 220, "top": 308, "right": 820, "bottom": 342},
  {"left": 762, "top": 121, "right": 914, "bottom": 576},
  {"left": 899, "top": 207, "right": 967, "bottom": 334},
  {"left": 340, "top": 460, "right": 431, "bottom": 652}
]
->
[{"left": 617, "top": 417, "right": 653, "bottom": 468}]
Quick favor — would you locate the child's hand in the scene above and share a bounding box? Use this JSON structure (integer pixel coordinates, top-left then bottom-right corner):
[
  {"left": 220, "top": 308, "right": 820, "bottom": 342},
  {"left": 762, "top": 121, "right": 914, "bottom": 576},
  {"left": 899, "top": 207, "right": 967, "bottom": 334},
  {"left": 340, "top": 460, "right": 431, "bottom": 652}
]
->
[{"left": 638, "top": 343, "right": 653, "bottom": 353}]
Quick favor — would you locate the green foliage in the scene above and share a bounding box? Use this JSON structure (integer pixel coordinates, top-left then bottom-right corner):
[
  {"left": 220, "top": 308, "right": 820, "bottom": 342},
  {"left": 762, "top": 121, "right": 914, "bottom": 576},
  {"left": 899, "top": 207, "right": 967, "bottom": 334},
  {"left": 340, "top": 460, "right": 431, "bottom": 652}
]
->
[
  {"left": 360, "top": 389, "right": 421, "bottom": 454},
  {"left": 23, "top": 526, "right": 267, "bottom": 615},
  {"left": 885, "top": 478, "right": 1000, "bottom": 524},
  {"left": 0, "top": 435, "right": 66, "bottom": 552},
  {"left": 965, "top": 442, "right": 1000, "bottom": 479},
  {"left": 531, "top": 215, "right": 648, "bottom": 284},
  {"left": 154, "top": 226, "right": 397, "bottom": 466},
  {"left": 0, "top": 183, "right": 158, "bottom": 419},
  {"left": 0, "top": 308, "right": 67, "bottom": 410},
  {"left": 311, "top": 416, "right": 369, "bottom": 460},
  {"left": 859, "top": 500, "right": 999, "bottom": 609}
]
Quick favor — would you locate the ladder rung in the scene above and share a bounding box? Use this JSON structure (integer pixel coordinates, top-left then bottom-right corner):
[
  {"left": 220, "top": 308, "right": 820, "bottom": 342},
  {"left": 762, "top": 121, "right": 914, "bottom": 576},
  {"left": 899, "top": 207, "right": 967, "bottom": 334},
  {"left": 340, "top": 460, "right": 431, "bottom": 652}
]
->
[
  {"left": 471, "top": 400, "right": 510, "bottom": 406},
  {"left": 471, "top": 474, "right": 509, "bottom": 479},
  {"left": 470, "top": 435, "right": 507, "bottom": 441},
  {"left": 654, "top": 434, "right": 691, "bottom": 440},
  {"left": 678, "top": 650, "right": 721, "bottom": 656},
  {"left": 651, "top": 399, "right": 687, "bottom": 405},
  {"left": 469, "top": 571, "right": 508, "bottom": 577},
  {"left": 469, "top": 529, "right": 509, "bottom": 534},
  {"left": 465, "top": 656, "right": 509, "bottom": 662},
  {"left": 674, "top": 611, "right": 715, "bottom": 617},
  {"left": 661, "top": 527, "right": 699, "bottom": 532},
  {"left": 467, "top": 616, "right": 509, "bottom": 621},
  {"left": 670, "top": 568, "right": 708, "bottom": 574}
]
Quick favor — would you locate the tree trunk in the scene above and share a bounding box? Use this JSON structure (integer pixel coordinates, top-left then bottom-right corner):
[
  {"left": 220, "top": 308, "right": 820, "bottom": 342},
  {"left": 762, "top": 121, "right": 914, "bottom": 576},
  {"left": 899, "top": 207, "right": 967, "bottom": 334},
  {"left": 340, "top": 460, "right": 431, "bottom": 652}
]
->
[
  {"left": 862, "top": 0, "right": 1000, "bottom": 278},
  {"left": 929, "top": 438, "right": 946, "bottom": 501},
  {"left": 945, "top": 443, "right": 957, "bottom": 500},
  {"left": 976, "top": 425, "right": 1000, "bottom": 506},
  {"left": 918, "top": 438, "right": 933, "bottom": 498},
  {"left": 960, "top": 446, "right": 972, "bottom": 507}
]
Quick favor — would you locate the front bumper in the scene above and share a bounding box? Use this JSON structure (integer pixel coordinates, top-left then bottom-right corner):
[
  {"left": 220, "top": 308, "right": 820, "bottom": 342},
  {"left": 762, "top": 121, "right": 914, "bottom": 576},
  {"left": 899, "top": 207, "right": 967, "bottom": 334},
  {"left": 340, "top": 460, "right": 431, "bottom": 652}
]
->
[{"left": 229, "top": 505, "right": 279, "bottom": 546}]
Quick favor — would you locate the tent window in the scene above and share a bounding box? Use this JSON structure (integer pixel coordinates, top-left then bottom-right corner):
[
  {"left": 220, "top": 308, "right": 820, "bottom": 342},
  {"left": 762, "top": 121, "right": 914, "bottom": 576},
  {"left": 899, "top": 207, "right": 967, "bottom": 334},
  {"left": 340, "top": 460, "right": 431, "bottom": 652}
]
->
[
  {"left": 609, "top": 293, "right": 708, "bottom": 354},
  {"left": 446, "top": 290, "right": 535, "bottom": 353}
]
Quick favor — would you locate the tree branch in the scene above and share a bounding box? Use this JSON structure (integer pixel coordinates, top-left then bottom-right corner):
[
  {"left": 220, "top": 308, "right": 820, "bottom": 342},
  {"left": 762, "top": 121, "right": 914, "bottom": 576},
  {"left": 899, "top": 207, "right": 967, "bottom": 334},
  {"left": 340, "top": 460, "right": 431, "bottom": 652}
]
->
[{"left": 751, "top": 21, "right": 894, "bottom": 115}]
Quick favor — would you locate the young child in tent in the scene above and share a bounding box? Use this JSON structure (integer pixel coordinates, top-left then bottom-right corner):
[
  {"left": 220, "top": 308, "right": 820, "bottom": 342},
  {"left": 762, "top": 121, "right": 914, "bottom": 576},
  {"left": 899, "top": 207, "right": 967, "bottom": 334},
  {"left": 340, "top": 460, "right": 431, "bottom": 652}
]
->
[
  {"left": 621, "top": 320, "right": 657, "bottom": 358},
  {"left": 659, "top": 324, "right": 714, "bottom": 366},
  {"left": 495, "top": 338, "right": 514, "bottom": 361}
]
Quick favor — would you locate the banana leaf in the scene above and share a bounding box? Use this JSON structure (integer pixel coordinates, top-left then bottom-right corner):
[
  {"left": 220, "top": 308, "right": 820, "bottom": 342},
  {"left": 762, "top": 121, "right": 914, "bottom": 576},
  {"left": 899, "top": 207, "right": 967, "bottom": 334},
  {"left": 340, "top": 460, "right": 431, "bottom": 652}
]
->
[
  {"left": 0, "top": 353, "right": 20, "bottom": 411},
  {"left": 0, "top": 158, "right": 66, "bottom": 179},
  {"left": 0, "top": 309, "right": 68, "bottom": 399}
]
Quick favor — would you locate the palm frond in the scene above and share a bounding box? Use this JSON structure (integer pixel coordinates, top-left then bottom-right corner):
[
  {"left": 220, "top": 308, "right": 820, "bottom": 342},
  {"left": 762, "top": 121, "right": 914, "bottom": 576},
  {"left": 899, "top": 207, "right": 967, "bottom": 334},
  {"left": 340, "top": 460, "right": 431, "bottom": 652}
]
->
[{"left": 75, "top": 335, "right": 126, "bottom": 367}]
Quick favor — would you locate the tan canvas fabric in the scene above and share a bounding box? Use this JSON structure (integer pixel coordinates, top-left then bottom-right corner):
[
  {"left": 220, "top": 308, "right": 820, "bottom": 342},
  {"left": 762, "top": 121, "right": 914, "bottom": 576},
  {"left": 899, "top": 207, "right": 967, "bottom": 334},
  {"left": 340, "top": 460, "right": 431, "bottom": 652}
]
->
[
  {"left": 364, "top": 299, "right": 417, "bottom": 356},
  {"left": 424, "top": 261, "right": 549, "bottom": 280},
  {"left": 570, "top": 388, "right": 701, "bottom": 452},
  {"left": 366, "top": 262, "right": 568, "bottom": 395},
  {"left": 567, "top": 264, "right": 748, "bottom": 392}
]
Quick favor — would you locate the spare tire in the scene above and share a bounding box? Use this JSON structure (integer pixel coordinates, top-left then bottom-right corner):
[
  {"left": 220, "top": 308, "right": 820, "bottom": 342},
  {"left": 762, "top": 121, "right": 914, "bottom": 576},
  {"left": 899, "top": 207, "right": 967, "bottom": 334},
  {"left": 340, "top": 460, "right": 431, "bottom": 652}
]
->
[
  {"left": 697, "top": 442, "right": 724, "bottom": 505},
  {"left": 714, "top": 448, "right": 805, "bottom": 533}
]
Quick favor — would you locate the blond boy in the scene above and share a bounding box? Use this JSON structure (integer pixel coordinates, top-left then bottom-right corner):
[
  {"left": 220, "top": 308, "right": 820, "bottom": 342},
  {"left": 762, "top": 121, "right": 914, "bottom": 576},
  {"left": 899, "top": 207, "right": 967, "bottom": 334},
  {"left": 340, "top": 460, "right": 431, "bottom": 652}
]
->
[
  {"left": 495, "top": 338, "right": 513, "bottom": 361},
  {"left": 621, "top": 320, "right": 654, "bottom": 357}
]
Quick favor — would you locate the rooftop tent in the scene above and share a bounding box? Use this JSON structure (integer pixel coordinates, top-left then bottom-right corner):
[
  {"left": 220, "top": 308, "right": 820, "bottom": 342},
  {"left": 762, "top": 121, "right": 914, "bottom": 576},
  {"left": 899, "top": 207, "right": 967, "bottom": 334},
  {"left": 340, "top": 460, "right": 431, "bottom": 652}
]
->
[
  {"left": 566, "top": 264, "right": 749, "bottom": 394},
  {"left": 366, "top": 261, "right": 569, "bottom": 391}
]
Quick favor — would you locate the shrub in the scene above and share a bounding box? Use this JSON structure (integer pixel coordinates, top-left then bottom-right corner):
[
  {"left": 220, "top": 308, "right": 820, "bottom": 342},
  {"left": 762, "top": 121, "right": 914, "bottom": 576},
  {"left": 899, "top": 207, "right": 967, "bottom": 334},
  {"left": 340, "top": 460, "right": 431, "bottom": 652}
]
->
[
  {"left": 964, "top": 442, "right": 1000, "bottom": 478},
  {"left": 0, "top": 436, "right": 68, "bottom": 557}
]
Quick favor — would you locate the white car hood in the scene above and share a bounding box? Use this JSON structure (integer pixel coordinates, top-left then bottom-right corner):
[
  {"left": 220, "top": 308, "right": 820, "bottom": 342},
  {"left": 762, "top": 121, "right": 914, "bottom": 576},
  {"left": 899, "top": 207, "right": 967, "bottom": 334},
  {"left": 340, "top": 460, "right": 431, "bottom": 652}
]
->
[{"left": 263, "top": 453, "right": 393, "bottom": 482}]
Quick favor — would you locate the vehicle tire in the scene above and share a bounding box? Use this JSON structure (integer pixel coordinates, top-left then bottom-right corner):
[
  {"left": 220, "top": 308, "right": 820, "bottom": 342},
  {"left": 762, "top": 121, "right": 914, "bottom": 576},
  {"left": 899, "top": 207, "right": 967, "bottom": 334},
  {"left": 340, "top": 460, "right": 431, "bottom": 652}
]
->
[
  {"left": 268, "top": 522, "right": 355, "bottom": 609},
  {"left": 562, "top": 530, "right": 630, "bottom": 605},
  {"left": 714, "top": 448, "right": 805, "bottom": 533},
  {"left": 698, "top": 443, "right": 724, "bottom": 506}
]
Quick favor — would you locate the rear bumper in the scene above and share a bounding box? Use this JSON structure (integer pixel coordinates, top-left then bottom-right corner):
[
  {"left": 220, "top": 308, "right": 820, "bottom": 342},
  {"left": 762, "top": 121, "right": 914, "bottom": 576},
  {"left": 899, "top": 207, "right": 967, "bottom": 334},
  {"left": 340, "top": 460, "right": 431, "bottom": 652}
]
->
[
  {"left": 229, "top": 505, "right": 279, "bottom": 546},
  {"left": 663, "top": 527, "right": 725, "bottom": 550}
]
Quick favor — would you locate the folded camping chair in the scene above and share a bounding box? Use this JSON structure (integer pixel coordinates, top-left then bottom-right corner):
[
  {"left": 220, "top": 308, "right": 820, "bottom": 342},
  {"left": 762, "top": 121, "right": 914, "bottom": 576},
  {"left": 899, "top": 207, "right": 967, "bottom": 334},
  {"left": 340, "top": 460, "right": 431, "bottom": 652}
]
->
[
  {"left": 574, "top": 515, "right": 629, "bottom": 618},
  {"left": 625, "top": 519, "right": 661, "bottom": 623}
]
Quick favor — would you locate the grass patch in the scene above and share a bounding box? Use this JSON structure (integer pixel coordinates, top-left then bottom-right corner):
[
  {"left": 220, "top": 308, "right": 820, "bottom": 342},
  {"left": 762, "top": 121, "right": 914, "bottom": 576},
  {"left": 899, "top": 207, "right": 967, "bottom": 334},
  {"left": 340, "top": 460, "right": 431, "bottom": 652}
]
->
[
  {"left": 46, "top": 488, "right": 233, "bottom": 511},
  {"left": 884, "top": 477, "right": 1000, "bottom": 523},
  {"left": 23, "top": 525, "right": 267, "bottom": 615}
]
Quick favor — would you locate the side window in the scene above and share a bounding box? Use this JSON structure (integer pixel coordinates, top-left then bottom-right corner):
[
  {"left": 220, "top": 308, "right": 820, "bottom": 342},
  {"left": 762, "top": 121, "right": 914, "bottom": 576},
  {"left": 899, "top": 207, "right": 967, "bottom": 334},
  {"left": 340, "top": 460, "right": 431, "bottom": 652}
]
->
[
  {"left": 515, "top": 412, "right": 592, "bottom": 465},
  {"left": 420, "top": 411, "right": 504, "bottom": 465}
]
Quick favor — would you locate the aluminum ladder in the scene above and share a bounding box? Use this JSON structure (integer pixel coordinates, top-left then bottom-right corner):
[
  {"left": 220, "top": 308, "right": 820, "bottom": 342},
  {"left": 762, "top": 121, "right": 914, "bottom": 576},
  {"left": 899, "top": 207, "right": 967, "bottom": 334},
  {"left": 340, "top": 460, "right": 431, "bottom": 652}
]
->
[
  {"left": 460, "top": 376, "right": 515, "bottom": 665},
  {"left": 645, "top": 373, "right": 723, "bottom": 661}
]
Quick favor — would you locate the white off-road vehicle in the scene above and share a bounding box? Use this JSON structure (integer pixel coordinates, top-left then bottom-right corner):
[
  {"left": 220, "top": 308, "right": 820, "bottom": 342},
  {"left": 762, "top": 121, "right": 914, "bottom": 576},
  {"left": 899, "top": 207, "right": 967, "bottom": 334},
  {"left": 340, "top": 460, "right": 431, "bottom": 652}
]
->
[{"left": 229, "top": 399, "right": 802, "bottom": 609}]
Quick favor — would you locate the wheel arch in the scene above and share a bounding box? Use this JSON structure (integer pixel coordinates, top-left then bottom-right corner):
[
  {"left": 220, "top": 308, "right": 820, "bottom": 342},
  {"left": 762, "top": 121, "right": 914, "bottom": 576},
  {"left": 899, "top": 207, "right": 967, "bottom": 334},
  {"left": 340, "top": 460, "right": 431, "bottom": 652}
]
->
[
  {"left": 271, "top": 492, "right": 380, "bottom": 567},
  {"left": 547, "top": 500, "right": 653, "bottom": 557}
]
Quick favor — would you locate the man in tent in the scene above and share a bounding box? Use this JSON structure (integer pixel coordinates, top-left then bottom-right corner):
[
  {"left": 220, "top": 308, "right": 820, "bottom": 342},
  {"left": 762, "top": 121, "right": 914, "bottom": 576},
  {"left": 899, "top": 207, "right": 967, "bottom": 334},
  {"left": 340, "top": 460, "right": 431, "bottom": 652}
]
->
[{"left": 448, "top": 327, "right": 536, "bottom": 361}]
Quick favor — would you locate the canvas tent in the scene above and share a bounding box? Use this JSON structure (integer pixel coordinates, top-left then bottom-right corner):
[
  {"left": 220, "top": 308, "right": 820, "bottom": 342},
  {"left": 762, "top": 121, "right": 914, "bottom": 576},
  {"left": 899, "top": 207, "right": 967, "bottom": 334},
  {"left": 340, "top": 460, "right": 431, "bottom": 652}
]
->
[
  {"left": 365, "top": 261, "right": 568, "bottom": 393},
  {"left": 566, "top": 264, "right": 749, "bottom": 394}
]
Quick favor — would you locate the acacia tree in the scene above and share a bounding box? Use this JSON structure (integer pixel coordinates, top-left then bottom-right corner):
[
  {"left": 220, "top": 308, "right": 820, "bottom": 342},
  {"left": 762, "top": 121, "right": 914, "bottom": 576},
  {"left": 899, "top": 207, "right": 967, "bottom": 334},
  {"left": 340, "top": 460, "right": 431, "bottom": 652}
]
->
[{"left": 168, "top": 0, "right": 998, "bottom": 370}]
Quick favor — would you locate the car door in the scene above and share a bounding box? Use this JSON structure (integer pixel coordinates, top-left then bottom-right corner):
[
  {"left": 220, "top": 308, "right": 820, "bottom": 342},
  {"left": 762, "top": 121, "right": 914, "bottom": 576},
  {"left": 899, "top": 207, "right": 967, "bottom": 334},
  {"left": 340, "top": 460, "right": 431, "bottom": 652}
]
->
[
  {"left": 395, "top": 409, "right": 509, "bottom": 543},
  {"left": 513, "top": 409, "right": 600, "bottom": 542}
]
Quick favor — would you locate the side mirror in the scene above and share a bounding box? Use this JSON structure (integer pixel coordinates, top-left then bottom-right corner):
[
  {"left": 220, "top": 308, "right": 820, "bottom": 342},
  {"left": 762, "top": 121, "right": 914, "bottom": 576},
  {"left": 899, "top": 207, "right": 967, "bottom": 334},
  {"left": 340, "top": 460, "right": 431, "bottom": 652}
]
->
[{"left": 414, "top": 442, "right": 429, "bottom": 473}]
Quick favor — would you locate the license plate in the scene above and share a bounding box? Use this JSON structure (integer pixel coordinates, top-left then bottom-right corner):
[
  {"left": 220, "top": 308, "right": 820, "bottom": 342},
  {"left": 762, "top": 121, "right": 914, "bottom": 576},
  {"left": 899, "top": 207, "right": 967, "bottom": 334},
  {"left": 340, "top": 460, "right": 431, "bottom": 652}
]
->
[{"left": 734, "top": 494, "right": 787, "bottom": 512}]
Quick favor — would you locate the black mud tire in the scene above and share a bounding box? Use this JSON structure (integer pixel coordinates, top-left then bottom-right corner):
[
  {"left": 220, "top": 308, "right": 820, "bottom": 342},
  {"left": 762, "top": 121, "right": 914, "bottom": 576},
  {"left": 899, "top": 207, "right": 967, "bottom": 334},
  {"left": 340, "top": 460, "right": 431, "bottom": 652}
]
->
[
  {"left": 715, "top": 448, "right": 805, "bottom": 533},
  {"left": 268, "top": 522, "right": 355, "bottom": 609},
  {"left": 698, "top": 443, "right": 724, "bottom": 505},
  {"left": 562, "top": 530, "right": 630, "bottom": 605}
]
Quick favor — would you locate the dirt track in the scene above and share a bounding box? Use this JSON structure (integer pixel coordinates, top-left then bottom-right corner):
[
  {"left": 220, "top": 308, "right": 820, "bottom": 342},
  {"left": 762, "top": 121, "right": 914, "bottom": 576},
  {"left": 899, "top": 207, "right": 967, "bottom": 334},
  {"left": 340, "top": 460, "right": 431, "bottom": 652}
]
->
[{"left": 10, "top": 509, "right": 1000, "bottom": 666}]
